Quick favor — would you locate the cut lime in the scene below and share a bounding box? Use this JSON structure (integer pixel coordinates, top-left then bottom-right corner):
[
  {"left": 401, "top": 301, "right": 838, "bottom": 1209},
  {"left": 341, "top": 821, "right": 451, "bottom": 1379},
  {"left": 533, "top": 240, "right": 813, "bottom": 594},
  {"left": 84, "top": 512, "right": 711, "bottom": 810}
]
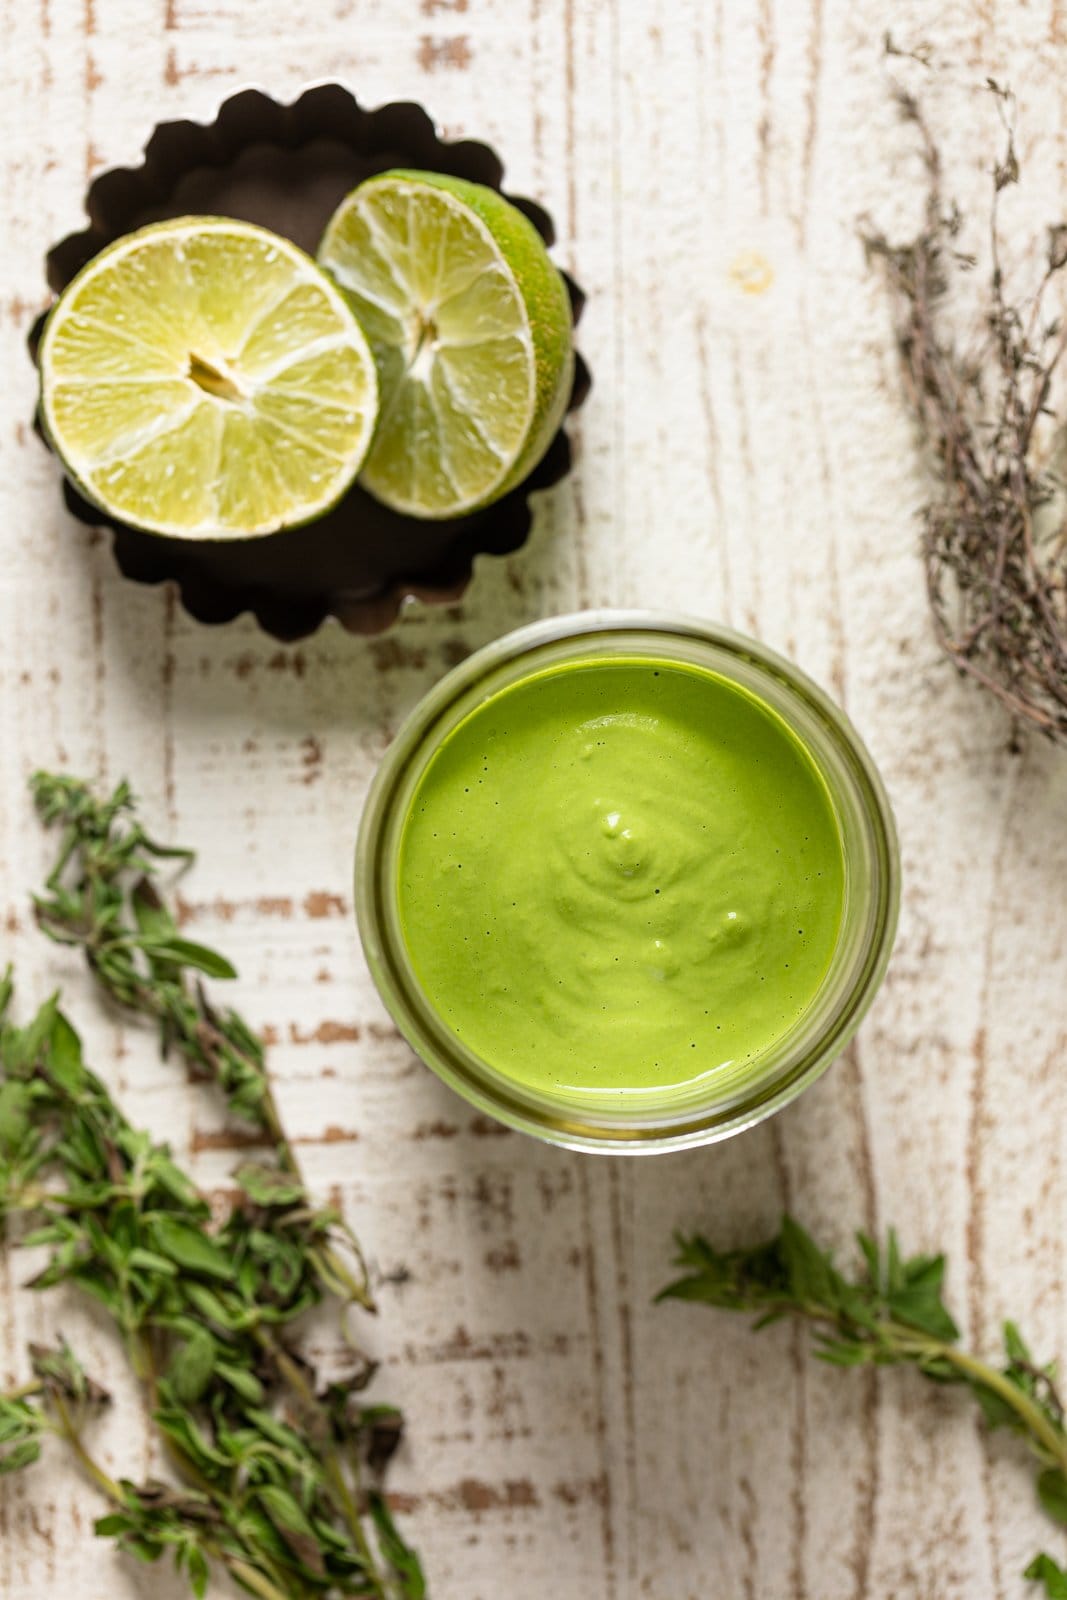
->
[
  {"left": 318, "top": 170, "right": 574, "bottom": 520},
  {"left": 39, "top": 218, "right": 379, "bottom": 540}
]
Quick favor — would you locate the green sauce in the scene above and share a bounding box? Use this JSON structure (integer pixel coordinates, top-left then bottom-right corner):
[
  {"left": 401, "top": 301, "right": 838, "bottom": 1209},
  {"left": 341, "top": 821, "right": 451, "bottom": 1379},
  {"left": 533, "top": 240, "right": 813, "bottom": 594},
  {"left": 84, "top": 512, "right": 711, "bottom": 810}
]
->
[{"left": 396, "top": 656, "right": 845, "bottom": 1104}]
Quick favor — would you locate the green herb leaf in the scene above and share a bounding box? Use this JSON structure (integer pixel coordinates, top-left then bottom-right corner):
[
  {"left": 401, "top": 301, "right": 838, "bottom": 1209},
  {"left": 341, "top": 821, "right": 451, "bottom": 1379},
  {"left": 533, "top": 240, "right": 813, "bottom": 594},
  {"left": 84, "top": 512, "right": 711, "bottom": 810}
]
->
[
  {"left": 0, "top": 1437, "right": 42, "bottom": 1474},
  {"left": 369, "top": 1490, "right": 427, "bottom": 1598},
  {"left": 0, "top": 1081, "right": 32, "bottom": 1157},
  {"left": 126, "top": 1247, "right": 180, "bottom": 1277},
  {"left": 46, "top": 1011, "right": 88, "bottom": 1096},
  {"left": 140, "top": 939, "right": 238, "bottom": 981},
  {"left": 131, "top": 879, "right": 176, "bottom": 943},
  {"left": 214, "top": 1362, "right": 264, "bottom": 1407},
  {"left": 886, "top": 1261, "right": 959, "bottom": 1343},
  {"left": 256, "top": 1483, "right": 327, "bottom": 1576},
  {"left": 179, "top": 1541, "right": 210, "bottom": 1598},
  {"left": 235, "top": 1162, "right": 307, "bottom": 1208},
  {"left": 168, "top": 1329, "right": 217, "bottom": 1407},
  {"left": 1007, "top": 1320, "right": 1035, "bottom": 1366},
  {"left": 1026, "top": 1554, "right": 1067, "bottom": 1596},
  {"left": 146, "top": 1216, "right": 232, "bottom": 1281},
  {"left": 780, "top": 1214, "right": 846, "bottom": 1310},
  {"left": 1038, "top": 1469, "right": 1067, "bottom": 1526}
]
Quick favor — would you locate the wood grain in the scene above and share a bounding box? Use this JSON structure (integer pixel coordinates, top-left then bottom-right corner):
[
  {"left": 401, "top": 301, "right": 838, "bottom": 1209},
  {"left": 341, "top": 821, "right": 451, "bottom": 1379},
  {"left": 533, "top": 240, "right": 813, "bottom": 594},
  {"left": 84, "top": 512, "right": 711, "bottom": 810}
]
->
[{"left": 2, "top": 0, "right": 1067, "bottom": 1596}]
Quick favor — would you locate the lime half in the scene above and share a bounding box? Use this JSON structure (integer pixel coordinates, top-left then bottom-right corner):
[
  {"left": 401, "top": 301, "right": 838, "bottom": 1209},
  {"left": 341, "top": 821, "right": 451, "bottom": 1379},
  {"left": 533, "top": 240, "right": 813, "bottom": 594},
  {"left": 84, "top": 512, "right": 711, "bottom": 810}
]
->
[
  {"left": 318, "top": 170, "right": 574, "bottom": 520},
  {"left": 39, "top": 218, "right": 379, "bottom": 540}
]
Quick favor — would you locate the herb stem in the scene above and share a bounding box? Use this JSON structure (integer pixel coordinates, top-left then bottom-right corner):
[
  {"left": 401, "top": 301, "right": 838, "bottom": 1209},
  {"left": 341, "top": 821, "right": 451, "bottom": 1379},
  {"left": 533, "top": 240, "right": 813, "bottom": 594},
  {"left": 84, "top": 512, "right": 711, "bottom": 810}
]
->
[
  {"left": 1, "top": 1380, "right": 44, "bottom": 1404},
  {"left": 44, "top": 827, "right": 80, "bottom": 896},
  {"left": 327, "top": 1452, "right": 380, "bottom": 1586},
  {"left": 307, "top": 1241, "right": 374, "bottom": 1314},
  {"left": 257, "top": 1331, "right": 386, "bottom": 1592},
  {"left": 202, "top": 1030, "right": 373, "bottom": 1313},
  {"left": 937, "top": 1343, "right": 1067, "bottom": 1469},
  {"left": 50, "top": 1391, "right": 124, "bottom": 1505},
  {"left": 247, "top": 1075, "right": 371, "bottom": 1308},
  {"left": 787, "top": 1304, "right": 1067, "bottom": 1466},
  {"left": 223, "top": 1555, "right": 296, "bottom": 1600}
]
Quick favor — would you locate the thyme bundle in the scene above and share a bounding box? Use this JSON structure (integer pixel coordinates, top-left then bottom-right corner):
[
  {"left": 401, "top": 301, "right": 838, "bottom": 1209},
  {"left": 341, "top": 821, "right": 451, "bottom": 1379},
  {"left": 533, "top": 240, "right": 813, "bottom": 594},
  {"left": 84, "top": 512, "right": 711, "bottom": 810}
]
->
[
  {"left": 864, "top": 75, "right": 1067, "bottom": 742},
  {"left": 0, "top": 775, "right": 423, "bottom": 1599},
  {"left": 661, "top": 1216, "right": 1067, "bottom": 1593}
]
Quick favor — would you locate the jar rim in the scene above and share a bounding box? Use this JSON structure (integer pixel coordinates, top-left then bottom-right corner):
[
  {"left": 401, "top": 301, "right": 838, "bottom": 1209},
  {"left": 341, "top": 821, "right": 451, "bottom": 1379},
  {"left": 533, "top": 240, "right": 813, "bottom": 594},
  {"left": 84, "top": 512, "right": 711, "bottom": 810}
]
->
[{"left": 355, "top": 610, "right": 901, "bottom": 1154}]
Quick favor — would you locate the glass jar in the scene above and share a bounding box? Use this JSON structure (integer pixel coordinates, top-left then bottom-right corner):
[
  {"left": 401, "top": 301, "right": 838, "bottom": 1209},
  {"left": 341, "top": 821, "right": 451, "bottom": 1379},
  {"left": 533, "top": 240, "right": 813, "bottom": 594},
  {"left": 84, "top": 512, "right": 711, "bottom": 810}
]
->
[{"left": 355, "top": 612, "right": 899, "bottom": 1153}]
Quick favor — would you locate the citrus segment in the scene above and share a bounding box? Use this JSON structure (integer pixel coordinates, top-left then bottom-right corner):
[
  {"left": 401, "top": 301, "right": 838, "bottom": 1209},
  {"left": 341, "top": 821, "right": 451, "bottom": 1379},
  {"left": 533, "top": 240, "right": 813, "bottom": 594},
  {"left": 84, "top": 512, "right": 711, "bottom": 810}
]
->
[
  {"left": 39, "top": 217, "right": 379, "bottom": 540},
  {"left": 318, "top": 170, "right": 574, "bottom": 519}
]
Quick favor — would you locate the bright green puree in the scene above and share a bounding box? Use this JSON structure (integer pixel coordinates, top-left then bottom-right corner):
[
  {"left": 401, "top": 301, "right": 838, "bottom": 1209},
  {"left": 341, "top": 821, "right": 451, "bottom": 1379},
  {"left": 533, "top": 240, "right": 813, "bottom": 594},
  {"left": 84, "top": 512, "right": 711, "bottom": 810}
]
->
[{"left": 397, "top": 657, "right": 846, "bottom": 1102}]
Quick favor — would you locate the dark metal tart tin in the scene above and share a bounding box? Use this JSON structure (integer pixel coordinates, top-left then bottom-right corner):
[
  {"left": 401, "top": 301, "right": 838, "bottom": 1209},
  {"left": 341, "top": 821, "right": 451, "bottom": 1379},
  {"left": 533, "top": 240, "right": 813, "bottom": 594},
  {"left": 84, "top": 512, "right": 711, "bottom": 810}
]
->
[{"left": 33, "top": 83, "right": 590, "bottom": 641}]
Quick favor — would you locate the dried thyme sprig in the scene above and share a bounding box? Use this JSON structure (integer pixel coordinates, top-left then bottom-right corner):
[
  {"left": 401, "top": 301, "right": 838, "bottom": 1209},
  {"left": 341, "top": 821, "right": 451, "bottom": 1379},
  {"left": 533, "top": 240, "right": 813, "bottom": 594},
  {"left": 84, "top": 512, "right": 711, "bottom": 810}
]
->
[
  {"left": 29, "top": 771, "right": 371, "bottom": 1312},
  {"left": 864, "top": 78, "right": 1067, "bottom": 743},
  {"left": 659, "top": 1216, "right": 1067, "bottom": 1591}
]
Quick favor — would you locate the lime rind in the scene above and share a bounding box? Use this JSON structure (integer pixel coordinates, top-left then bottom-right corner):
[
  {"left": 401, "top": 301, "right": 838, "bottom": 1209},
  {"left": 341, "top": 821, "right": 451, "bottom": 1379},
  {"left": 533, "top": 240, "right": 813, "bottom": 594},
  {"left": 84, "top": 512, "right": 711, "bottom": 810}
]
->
[
  {"left": 319, "top": 171, "right": 574, "bottom": 520},
  {"left": 39, "top": 217, "right": 379, "bottom": 541}
]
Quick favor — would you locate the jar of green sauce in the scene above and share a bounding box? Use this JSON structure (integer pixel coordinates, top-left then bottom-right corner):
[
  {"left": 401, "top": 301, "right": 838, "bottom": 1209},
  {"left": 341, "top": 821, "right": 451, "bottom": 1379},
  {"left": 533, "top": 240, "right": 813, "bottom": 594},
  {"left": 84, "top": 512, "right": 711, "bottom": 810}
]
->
[{"left": 356, "top": 613, "right": 899, "bottom": 1153}]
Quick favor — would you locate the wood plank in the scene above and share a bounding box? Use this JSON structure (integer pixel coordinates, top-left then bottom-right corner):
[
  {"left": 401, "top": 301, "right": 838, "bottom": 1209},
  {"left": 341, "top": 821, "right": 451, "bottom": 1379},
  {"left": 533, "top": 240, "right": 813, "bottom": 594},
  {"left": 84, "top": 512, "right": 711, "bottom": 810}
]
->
[{"left": 1, "top": 0, "right": 1065, "bottom": 1595}]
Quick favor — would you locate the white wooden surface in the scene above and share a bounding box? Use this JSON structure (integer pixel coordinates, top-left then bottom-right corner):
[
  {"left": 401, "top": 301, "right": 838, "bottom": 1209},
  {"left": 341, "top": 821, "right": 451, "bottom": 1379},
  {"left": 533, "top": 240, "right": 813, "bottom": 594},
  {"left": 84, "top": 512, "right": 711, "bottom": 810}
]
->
[{"left": 2, "top": 2, "right": 1067, "bottom": 1596}]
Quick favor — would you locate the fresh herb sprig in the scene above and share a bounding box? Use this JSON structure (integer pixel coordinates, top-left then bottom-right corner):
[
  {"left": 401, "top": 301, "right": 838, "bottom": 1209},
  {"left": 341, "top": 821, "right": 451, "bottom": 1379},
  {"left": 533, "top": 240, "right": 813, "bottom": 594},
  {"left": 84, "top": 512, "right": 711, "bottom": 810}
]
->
[
  {"left": 660, "top": 1215, "right": 1067, "bottom": 1592},
  {"left": 0, "top": 1341, "right": 109, "bottom": 1479},
  {"left": 30, "top": 771, "right": 371, "bottom": 1311},
  {"left": 0, "top": 775, "right": 424, "bottom": 1599},
  {"left": 864, "top": 72, "right": 1067, "bottom": 744},
  {"left": 0, "top": 985, "right": 419, "bottom": 1598}
]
